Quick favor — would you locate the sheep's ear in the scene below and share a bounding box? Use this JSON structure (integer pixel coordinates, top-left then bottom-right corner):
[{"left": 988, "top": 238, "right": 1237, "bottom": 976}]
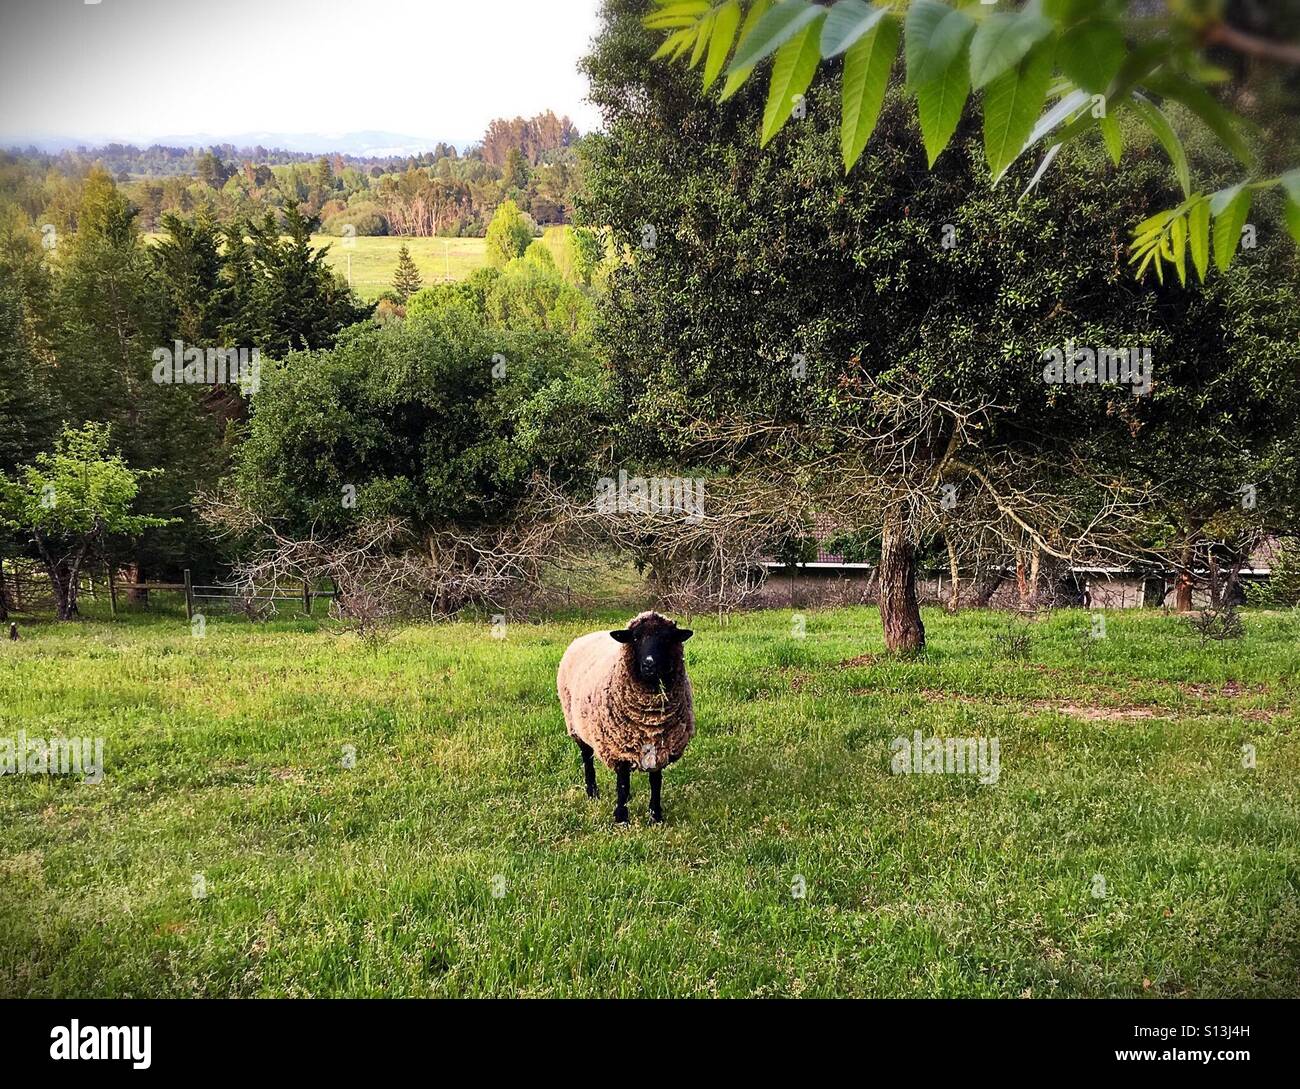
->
[
  {"left": 609, "top": 629, "right": 633, "bottom": 643},
  {"left": 674, "top": 628, "right": 693, "bottom": 642}
]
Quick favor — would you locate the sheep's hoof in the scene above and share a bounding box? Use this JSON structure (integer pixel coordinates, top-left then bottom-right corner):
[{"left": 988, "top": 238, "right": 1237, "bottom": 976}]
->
[
  {"left": 613, "top": 806, "right": 629, "bottom": 824},
  {"left": 586, "top": 785, "right": 600, "bottom": 800},
  {"left": 648, "top": 808, "right": 664, "bottom": 824}
]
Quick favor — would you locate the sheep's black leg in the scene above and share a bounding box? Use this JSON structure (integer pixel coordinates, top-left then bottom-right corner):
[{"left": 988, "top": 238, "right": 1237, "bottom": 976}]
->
[
  {"left": 614, "top": 763, "right": 631, "bottom": 824},
  {"left": 648, "top": 769, "right": 663, "bottom": 824},
  {"left": 575, "top": 739, "right": 598, "bottom": 799}
]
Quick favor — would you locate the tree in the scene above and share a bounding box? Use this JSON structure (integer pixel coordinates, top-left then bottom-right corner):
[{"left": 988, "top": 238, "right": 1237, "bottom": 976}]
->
[
  {"left": 582, "top": 0, "right": 1300, "bottom": 651},
  {"left": 392, "top": 244, "right": 423, "bottom": 302},
  {"left": 243, "top": 203, "right": 374, "bottom": 357},
  {"left": 152, "top": 211, "right": 227, "bottom": 344},
  {"left": 219, "top": 312, "right": 608, "bottom": 551},
  {"left": 0, "top": 207, "right": 58, "bottom": 477},
  {"left": 485, "top": 199, "right": 535, "bottom": 267},
  {"left": 195, "top": 150, "right": 230, "bottom": 190},
  {"left": 644, "top": 0, "right": 1300, "bottom": 283},
  {"left": 0, "top": 424, "right": 172, "bottom": 620}
]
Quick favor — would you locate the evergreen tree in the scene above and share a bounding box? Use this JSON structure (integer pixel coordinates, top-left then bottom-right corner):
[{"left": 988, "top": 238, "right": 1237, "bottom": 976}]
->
[
  {"left": 246, "top": 203, "right": 373, "bottom": 357},
  {"left": 391, "top": 244, "right": 423, "bottom": 303}
]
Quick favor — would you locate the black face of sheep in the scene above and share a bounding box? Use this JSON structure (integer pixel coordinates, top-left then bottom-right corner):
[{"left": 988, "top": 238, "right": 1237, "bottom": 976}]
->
[{"left": 610, "top": 616, "right": 692, "bottom": 689}]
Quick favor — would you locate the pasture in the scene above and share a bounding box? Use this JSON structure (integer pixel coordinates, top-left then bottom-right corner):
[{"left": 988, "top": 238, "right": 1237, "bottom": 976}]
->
[
  {"left": 1, "top": 606, "right": 1298, "bottom": 997},
  {"left": 143, "top": 233, "right": 491, "bottom": 301},
  {"left": 310, "top": 234, "right": 488, "bottom": 299}
]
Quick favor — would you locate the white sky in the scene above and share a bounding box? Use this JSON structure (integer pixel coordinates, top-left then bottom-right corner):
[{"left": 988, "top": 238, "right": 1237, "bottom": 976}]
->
[{"left": 0, "top": 0, "right": 605, "bottom": 146}]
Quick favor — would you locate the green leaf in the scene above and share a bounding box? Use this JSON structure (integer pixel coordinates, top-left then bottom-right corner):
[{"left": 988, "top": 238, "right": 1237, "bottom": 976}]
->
[
  {"left": 1169, "top": 213, "right": 1187, "bottom": 286},
  {"left": 1279, "top": 168, "right": 1300, "bottom": 205},
  {"left": 645, "top": 1, "right": 712, "bottom": 29},
  {"left": 1212, "top": 187, "right": 1251, "bottom": 273},
  {"left": 703, "top": 1, "right": 742, "bottom": 89},
  {"left": 1188, "top": 198, "right": 1210, "bottom": 281},
  {"left": 1144, "top": 72, "right": 1256, "bottom": 170},
  {"left": 984, "top": 43, "right": 1055, "bottom": 183},
  {"left": 689, "top": 11, "right": 714, "bottom": 68},
  {"left": 905, "top": 0, "right": 975, "bottom": 89},
  {"left": 916, "top": 44, "right": 971, "bottom": 167},
  {"left": 841, "top": 14, "right": 900, "bottom": 171},
  {"left": 760, "top": 21, "right": 823, "bottom": 146},
  {"left": 1129, "top": 94, "right": 1190, "bottom": 199},
  {"left": 821, "top": 0, "right": 887, "bottom": 58},
  {"left": 653, "top": 27, "right": 696, "bottom": 60},
  {"left": 1022, "top": 142, "right": 1062, "bottom": 196},
  {"left": 1022, "top": 88, "right": 1090, "bottom": 154},
  {"left": 1285, "top": 197, "right": 1300, "bottom": 245},
  {"left": 1098, "top": 111, "right": 1122, "bottom": 166},
  {"left": 1209, "top": 182, "right": 1244, "bottom": 216},
  {"left": 969, "top": 12, "right": 1053, "bottom": 90},
  {"left": 1058, "top": 20, "right": 1124, "bottom": 94},
  {"left": 720, "top": 0, "right": 772, "bottom": 100},
  {"left": 728, "top": 0, "right": 824, "bottom": 74}
]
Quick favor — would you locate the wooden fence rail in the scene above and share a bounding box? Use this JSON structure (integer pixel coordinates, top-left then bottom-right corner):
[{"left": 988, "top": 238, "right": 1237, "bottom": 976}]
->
[{"left": 3, "top": 563, "right": 332, "bottom": 620}]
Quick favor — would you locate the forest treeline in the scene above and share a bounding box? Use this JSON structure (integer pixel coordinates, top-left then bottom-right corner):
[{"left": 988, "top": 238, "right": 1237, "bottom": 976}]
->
[{"left": 1, "top": 110, "right": 581, "bottom": 241}]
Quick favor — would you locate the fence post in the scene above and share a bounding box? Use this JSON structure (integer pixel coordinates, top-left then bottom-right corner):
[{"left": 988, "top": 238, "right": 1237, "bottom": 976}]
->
[
  {"left": 184, "top": 569, "right": 194, "bottom": 620},
  {"left": 107, "top": 563, "right": 117, "bottom": 616},
  {"left": 302, "top": 578, "right": 312, "bottom": 617}
]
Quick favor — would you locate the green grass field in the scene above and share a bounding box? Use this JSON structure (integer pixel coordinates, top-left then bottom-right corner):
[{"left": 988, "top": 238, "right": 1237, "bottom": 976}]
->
[
  {"left": 2, "top": 605, "right": 1298, "bottom": 997},
  {"left": 143, "top": 233, "right": 489, "bottom": 302},
  {"left": 310, "top": 235, "right": 488, "bottom": 300}
]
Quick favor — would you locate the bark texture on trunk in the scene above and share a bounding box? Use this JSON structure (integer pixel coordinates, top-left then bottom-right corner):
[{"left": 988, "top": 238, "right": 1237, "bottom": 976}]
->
[
  {"left": 945, "top": 537, "right": 960, "bottom": 613},
  {"left": 51, "top": 562, "right": 79, "bottom": 621},
  {"left": 1175, "top": 540, "right": 1194, "bottom": 612},
  {"left": 878, "top": 516, "right": 925, "bottom": 653},
  {"left": 974, "top": 569, "right": 1005, "bottom": 607}
]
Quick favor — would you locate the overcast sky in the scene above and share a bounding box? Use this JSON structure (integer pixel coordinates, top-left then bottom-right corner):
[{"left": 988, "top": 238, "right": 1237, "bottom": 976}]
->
[{"left": 0, "top": 0, "right": 605, "bottom": 146}]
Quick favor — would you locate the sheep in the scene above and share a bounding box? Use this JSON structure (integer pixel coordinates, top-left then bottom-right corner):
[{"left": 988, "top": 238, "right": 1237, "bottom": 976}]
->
[{"left": 557, "top": 611, "right": 694, "bottom": 824}]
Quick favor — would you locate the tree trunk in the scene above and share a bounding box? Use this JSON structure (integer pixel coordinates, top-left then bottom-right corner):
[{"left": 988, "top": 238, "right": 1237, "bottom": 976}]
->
[
  {"left": 51, "top": 561, "right": 79, "bottom": 621},
  {"left": 974, "top": 568, "right": 1005, "bottom": 607},
  {"left": 127, "top": 558, "right": 149, "bottom": 604},
  {"left": 945, "top": 536, "right": 960, "bottom": 613},
  {"left": 0, "top": 557, "right": 8, "bottom": 622},
  {"left": 878, "top": 515, "right": 925, "bottom": 653},
  {"left": 1174, "top": 539, "right": 1195, "bottom": 612}
]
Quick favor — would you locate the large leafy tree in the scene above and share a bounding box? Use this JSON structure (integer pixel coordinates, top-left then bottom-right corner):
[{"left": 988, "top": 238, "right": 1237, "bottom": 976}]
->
[
  {"left": 224, "top": 308, "right": 609, "bottom": 544},
  {"left": 582, "top": 0, "right": 1300, "bottom": 650},
  {"left": 645, "top": 0, "right": 1300, "bottom": 282}
]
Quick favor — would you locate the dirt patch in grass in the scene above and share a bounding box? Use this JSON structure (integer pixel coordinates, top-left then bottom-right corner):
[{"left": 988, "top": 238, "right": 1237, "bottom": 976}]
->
[
  {"left": 897, "top": 688, "right": 1167, "bottom": 721},
  {"left": 1029, "top": 701, "right": 1158, "bottom": 721},
  {"left": 838, "top": 654, "right": 880, "bottom": 669},
  {"left": 1178, "top": 681, "right": 1267, "bottom": 699}
]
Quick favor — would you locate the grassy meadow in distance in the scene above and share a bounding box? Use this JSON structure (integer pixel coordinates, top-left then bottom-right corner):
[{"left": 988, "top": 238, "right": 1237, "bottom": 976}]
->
[
  {"left": 2, "top": 603, "right": 1298, "bottom": 998},
  {"left": 309, "top": 234, "right": 488, "bottom": 300},
  {"left": 144, "top": 233, "right": 490, "bottom": 301}
]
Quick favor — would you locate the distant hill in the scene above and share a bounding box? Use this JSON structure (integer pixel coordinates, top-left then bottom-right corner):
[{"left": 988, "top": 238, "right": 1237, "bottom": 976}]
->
[{"left": 2, "top": 131, "right": 471, "bottom": 158}]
